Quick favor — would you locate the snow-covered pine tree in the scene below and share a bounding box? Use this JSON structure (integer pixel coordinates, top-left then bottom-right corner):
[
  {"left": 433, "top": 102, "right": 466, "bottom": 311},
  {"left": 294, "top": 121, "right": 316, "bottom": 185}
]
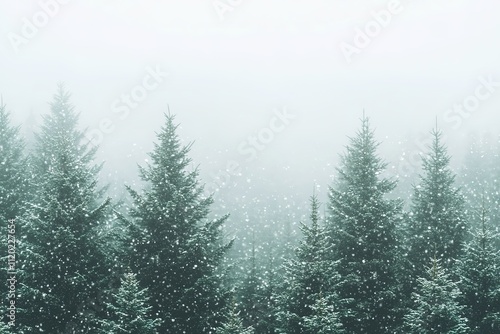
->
[
  {"left": 460, "top": 134, "right": 500, "bottom": 230},
  {"left": 238, "top": 234, "right": 261, "bottom": 329},
  {"left": 18, "top": 86, "right": 112, "bottom": 332},
  {"left": 403, "top": 257, "right": 469, "bottom": 334},
  {"left": 457, "top": 200, "right": 500, "bottom": 333},
  {"left": 216, "top": 305, "right": 254, "bottom": 334},
  {"left": 0, "top": 102, "right": 28, "bottom": 329},
  {"left": 99, "top": 272, "right": 161, "bottom": 334},
  {"left": 303, "top": 295, "right": 345, "bottom": 334},
  {"left": 0, "top": 101, "right": 28, "bottom": 224},
  {"left": 407, "top": 128, "right": 467, "bottom": 276},
  {"left": 328, "top": 116, "right": 403, "bottom": 333},
  {"left": 277, "top": 193, "right": 343, "bottom": 334},
  {"left": 125, "top": 113, "right": 232, "bottom": 333}
]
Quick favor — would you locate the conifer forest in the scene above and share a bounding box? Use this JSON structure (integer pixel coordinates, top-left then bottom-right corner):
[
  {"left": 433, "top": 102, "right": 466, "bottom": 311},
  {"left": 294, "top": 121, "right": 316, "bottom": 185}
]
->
[{"left": 1, "top": 2, "right": 500, "bottom": 334}]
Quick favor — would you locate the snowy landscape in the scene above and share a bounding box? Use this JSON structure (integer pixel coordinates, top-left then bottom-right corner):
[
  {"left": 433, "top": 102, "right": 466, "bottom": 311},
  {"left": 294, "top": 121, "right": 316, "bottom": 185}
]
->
[{"left": 1, "top": 1, "right": 500, "bottom": 333}]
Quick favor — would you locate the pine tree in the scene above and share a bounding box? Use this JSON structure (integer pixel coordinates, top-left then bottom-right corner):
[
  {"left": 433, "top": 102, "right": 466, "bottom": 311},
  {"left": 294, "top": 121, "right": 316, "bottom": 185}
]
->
[
  {"left": 216, "top": 305, "right": 254, "bottom": 334},
  {"left": 460, "top": 134, "right": 500, "bottom": 230},
  {"left": 458, "top": 201, "right": 500, "bottom": 333},
  {"left": 277, "top": 193, "right": 342, "bottom": 334},
  {"left": 403, "top": 257, "right": 469, "bottom": 333},
  {"left": 126, "top": 113, "right": 233, "bottom": 333},
  {"left": 407, "top": 129, "right": 467, "bottom": 275},
  {"left": 18, "top": 86, "right": 112, "bottom": 332},
  {"left": 99, "top": 272, "right": 161, "bottom": 334},
  {"left": 303, "top": 295, "right": 345, "bottom": 334},
  {"left": 0, "top": 102, "right": 28, "bottom": 330},
  {"left": 238, "top": 234, "right": 261, "bottom": 328},
  {"left": 328, "top": 116, "right": 403, "bottom": 333},
  {"left": 0, "top": 101, "right": 28, "bottom": 222}
]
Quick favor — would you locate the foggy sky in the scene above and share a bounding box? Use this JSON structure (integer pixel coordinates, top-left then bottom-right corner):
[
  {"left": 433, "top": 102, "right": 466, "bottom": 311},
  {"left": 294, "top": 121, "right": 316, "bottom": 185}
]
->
[{"left": 1, "top": 0, "right": 499, "bottom": 215}]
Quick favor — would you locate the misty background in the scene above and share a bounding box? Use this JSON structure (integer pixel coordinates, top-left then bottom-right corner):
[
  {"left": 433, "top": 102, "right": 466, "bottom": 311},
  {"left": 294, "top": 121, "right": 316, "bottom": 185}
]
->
[{"left": 1, "top": 0, "right": 499, "bottom": 240}]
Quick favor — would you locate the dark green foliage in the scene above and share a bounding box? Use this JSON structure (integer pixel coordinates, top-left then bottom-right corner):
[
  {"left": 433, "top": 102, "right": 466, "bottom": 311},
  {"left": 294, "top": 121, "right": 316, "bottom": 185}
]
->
[
  {"left": 216, "top": 305, "right": 254, "bottom": 334},
  {"left": 303, "top": 295, "right": 345, "bottom": 334},
  {"left": 277, "top": 193, "right": 343, "bottom": 334},
  {"left": 458, "top": 202, "right": 500, "bottom": 333},
  {"left": 0, "top": 102, "right": 28, "bottom": 330},
  {"left": 407, "top": 129, "right": 467, "bottom": 273},
  {"left": 126, "top": 113, "right": 232, "bottom": 333},
  {"left": 18, "top": 86, "right": 112, "bottom": 333},
  {"left": 99, "top": 272, "right": 161, "bottom": 334},
  {"left": 403, "top": 258, "right": 469, "bottom": 334},
  {"left": 328, "top": 116, "right": 403, "bottom": 333}
]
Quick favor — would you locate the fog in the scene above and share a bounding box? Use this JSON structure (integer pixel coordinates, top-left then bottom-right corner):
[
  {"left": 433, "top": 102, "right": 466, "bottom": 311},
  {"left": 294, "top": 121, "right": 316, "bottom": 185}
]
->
[{"left": 2, "top": 0, "right": 500, "bottom": 231}]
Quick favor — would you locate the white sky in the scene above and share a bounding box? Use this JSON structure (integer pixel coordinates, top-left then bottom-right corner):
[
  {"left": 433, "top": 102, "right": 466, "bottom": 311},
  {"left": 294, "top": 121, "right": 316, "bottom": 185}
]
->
[{"left": 1, "top": 0, "right": 499, "bottom": 207}]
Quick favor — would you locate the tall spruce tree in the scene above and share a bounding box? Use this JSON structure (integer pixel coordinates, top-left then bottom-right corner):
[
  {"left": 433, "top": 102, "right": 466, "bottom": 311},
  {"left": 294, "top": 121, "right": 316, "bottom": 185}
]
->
[
  {"left": 403, "top": 258, "right": 469, "bottom": 333},
  {"left": 458, "top": 201, "right": 500, "bottom": 333},
  {"left": 18, "top": 86, "right": 112, "bottom": 332},
  {"left": 277, "top": 193, "right": 342, "bottom": 334},
  {"left": 407, "top": 129, "right": 467, "bottom": 276},
  {"left": 99, "top": 272, "right": 161, "bottom": 334},
  {"left": 126, "top": 113, "right": 232, "bottom": 333},
  {"left": 328, "top": 116, "right": 403, "bottom": 333}
]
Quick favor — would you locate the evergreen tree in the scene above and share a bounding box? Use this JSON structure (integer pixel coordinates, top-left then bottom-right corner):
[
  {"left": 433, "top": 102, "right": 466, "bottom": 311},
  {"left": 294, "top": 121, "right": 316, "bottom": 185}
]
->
[
  {"left": 18, "top": 86, "right": 112, "bottom": 332},
  {"left": 303, "top": 295, "right": 345, "bottom": 334},
  {"left": 458, "top": 201, "right": 500, "bottom": 333},
  {"left": 216, "top": 305, "right": 254, "bottom": 334},
  {"left": 403, "top": 258, "right": 469, "bottom": 333},
  {"left": 460, "top": 134, "right": 500, "bottom": 229},
  {"left": 0, "top": 102, "right": 28, "bottom": 329},
  {"left": 0, "top": 101, "right": 28, "bottom": 222},
  {"left": 238, "top": 235, "right": 261, "bottom": 328},
  {"left": 277, "top": 193, "right": 342, "bottom": 334},
  {"left": 328, "top": 116, "right": 403, "bottom": 333},
  {"left": 407, "top": 129, "right": 467, "bottom": 275},
  {"left": 99, "top": 272, "right": 161, "bottom": 334},
  {"left": 126, "top": 113, "right": 232, "bottom": 333}
]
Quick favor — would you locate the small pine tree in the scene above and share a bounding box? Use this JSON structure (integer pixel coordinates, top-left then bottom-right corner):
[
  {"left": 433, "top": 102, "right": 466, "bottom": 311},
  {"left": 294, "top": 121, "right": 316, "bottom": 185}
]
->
[
  {"left": 407, "top": 128, "right": 467, "bottom": 274},
  {"left": 216, "top": 306, "right": 254, "bottom": 334},
  {"left": 328, "top": 116, "right": 403, "bottom": 333},
  {"left": 458, "top": 201, "right": 500, "bottom": 333},
  {"left": 126, "top": 113, "right": 232, "bottom": 333},
  {"left": 303, "top": 296, "right": 345, "bottom": 334},
  {"left": 238, "top": 235, "right": 261, "bottom": 328},
  {"left": 99, "top": 272, "right": 161, "bottom": 334},
  {"left": 277, "top": 193, "right": 341, "bottom": 334},
  {"left": 403, "top": 257, "right": 469, "bottom": 334}
]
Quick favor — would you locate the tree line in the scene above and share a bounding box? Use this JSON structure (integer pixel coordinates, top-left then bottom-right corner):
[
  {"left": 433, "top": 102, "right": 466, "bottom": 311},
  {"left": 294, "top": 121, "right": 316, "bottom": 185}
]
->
[{"left": 1, "top": 86, "right": 500, "bottom": 333}]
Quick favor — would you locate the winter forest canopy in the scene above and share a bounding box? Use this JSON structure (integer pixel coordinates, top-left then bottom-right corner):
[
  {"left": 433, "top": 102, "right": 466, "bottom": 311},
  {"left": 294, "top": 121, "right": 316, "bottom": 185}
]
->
[
  {"left": 1, "top": 86, "right": 500, "bottom": 334},
  {"left": 2, "top": 2, "right": 500, "bottom": 333}
]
